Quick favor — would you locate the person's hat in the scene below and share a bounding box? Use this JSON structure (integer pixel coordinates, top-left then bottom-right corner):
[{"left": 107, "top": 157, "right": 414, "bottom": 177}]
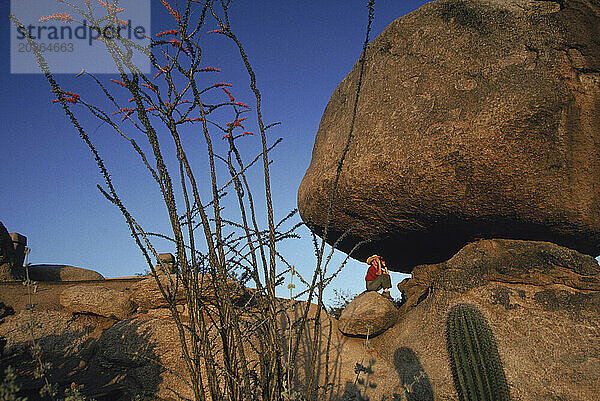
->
[{"left": 366, "top": 255, "right": 380, "bottom": 264}]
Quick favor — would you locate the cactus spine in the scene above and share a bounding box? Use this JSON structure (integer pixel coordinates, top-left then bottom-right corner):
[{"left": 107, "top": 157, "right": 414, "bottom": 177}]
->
[{"left": 446, "top": 304, "right": 510, "bottom": 401}]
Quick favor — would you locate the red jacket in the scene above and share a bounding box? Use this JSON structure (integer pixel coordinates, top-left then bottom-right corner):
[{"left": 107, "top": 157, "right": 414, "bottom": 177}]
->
[{"left": 365, "top": 264, "right": 378, "bottom": 281}]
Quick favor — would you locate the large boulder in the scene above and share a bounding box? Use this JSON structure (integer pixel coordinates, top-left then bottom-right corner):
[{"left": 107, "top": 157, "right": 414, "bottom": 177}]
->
[
  {"left": 0, "top": 222, "right": 21, "bottom": 281},
  {"left": 27, "top": 264, "right": 104, "bottom": 282},
  {"left": 338, "top": 291, "right": 399, "bottom": 337},
  {"left": 59, "top": 286, "right": 135, "bottom": 320},
  {"left": 298, "top": 0, "right": 600, "bottom": 272}
]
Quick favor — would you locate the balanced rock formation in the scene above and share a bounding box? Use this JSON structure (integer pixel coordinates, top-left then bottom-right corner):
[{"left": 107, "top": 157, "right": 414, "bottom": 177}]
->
[
  {"left": 60, "top": 286, "right": 135, "bottom": 320},
  {"left": 338, "top": 291, "right": 399, "bottom": 337},
  {"left": 0, "top": 222, "right": 21, "bottom": 281},
  {"left": 27, "top": 264, "right": 105, "bottom": 282},
  {"left": 298, "top": 0, "right": 600, "bottom": 271}
]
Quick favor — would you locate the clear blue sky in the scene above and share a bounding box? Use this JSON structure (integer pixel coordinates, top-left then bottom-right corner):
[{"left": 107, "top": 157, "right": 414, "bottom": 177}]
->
[{"left": 1, "top": 1, "right": 430, "bottom": 303}]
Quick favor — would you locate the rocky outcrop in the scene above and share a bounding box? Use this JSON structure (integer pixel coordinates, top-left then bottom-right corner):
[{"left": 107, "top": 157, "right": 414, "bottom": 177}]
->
[
  {"left": 9, "top": 233, "right": 27, "bottom": 269},
  {"left": 0, "top": 222, "right": 21, "bottom": 281},
  {"left": 27, "top": 264, "right": 104, "bottom": 282},
  {"left": 131, "top": 273, "right": 247, "bottom": 309},
  {"left": 59, "top": 286, "right": 135, "bottom": 320},
  {"left": 130, "top": 274, "right": 188, "bottom": 309},
  {"left": 0, "top": 302, "right": 14, "bottom": 357},
  {"left": 386, "top": 238, "right": 600, "bottom": 401},
  {"left": 338, "top": 291, "right": 399, "bottom": 337},
  {"left": 1, "top": 239, "right": 598, "bottom": 400},
  {"left": 298, "top": 0, "right": 600, "bottom": 271},
  {"left": 397, "top": 238, "right": 600, "bottom": 305}
]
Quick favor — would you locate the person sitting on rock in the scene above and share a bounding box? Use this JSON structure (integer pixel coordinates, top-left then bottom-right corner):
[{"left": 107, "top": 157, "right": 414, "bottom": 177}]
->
[{"left": 365, "top": 255, "right": 392, "bottom": 298}]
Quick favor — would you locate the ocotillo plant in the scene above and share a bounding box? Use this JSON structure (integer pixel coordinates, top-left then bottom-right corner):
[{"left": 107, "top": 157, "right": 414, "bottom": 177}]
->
[
  {"left": 446, "top": 304, "right": 511, "bottom": 401},
  {"left": 10, "top": 1, "right": 377, "bottom": 400}
]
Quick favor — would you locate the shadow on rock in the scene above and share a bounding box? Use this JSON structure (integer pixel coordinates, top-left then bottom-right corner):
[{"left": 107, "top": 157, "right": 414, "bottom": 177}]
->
[
  {"left": 1, "top": 315, "right": 161, "bottom": 400},
  {"left": 338, "top": 358, "right": 377, "bottom": 401},
  {"left": 340, "top": 381, "right": 367, "bottom": 401},
  {"left": 92, "top": 317, "right": 161, "bottom": 399},
  {"left": 393, "top": 347, "right": 433, "bottom": 401}
]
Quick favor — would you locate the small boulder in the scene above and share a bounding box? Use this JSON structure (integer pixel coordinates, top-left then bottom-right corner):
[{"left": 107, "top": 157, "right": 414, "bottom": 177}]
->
[
  {"left": 59, "top": 286, "right": 135, "bottom": 320},
  {"left": 27, "top": 264, "right": 104, "bottom": 282},
  {"left": 338, "top": 291, "right": 399, "bottom": 337}
]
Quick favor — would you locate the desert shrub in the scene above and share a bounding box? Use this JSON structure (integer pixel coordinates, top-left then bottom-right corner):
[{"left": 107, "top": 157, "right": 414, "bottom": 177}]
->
[{"left": 0, "top": 366, "right": 26, "bottom": 401}]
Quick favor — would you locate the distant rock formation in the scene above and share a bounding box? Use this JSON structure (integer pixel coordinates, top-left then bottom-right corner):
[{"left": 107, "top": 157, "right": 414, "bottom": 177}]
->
[
  {"left": 27, "top": 264, "right": 104, "bottom": 282},
  {"left": 0, "top": 222, "right": 22, "bottom": 281},
  {"left": 338, "top": 291, "right": 399, "bottom": 337},
  {"left": 298, "top": 0, "right": 600, "bottom": 271},
  {"left": 130, "top": 274, "right": 188, "bottom": 309},
  {"left": 9, "top": 233, "right": 27, "bottom": 269}
]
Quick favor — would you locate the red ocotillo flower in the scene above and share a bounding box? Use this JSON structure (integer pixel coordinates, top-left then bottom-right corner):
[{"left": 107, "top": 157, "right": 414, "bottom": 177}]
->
[
  {"left": 160, "top": 0, "right": 180, "bottom": 22},
  {"left": 156, "top": 29, "right": 178, "bottom": 37},
  {"left": 141, "top": 83, "right": 157, "bottom": 92},
  {"left": 200, "top": 67, "right": 221, "bottom": 72},
  {"left": 222, "top": 87, "right": 235, "bottom": 102},
  {"left": 121, "top": 110, "right": 134, "bottom": 121},
  {"left": 241, "top": 131, "right": 255, "bottom": 136},
  {"left": 110, "top": 79, "right": 127, "bottom": 87},
  {"left": 111, "top": 108, "right": 130, "bottom": 115},
  {"left": 98, "top": 0, "right": 124, "bottom": 13},
  {"left": 235, "top": 101, "right": 250, "bottom": 109},
  {"left": 186, "top": 117, "right": 203, "bottom": 122},
  {"left": 112, "top": 108, "right": 134, "bottom": 121},
  {"left": 169, "top": 39, "right": 189, "bottom": 55},
  {"left": 207, "top": 25, "right": 224, "bottom": 34},
  {"left": 51, "top": 89, "right": 80, "bottom": 100},
  {"left": 226, "top": 119, "right": 245, "bottom": 129},
  {"left": 213, "top": 82, "right": 232, "bottom": 88},
  {"left": 39, "top": 13, "right": 73, "bottom": 23},
  {"left": 51, "top": 98, "right": 77, "bottom": 104}
]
